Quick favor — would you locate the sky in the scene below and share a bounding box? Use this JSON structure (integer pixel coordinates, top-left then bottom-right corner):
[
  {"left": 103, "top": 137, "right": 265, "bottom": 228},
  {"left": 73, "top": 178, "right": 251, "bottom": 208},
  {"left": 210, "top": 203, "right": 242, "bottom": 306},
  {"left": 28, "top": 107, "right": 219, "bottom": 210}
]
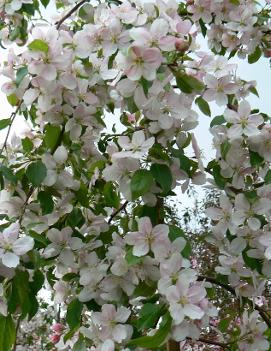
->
[{"left": 0, "top": 4, "right": 271, "bottom": 211}]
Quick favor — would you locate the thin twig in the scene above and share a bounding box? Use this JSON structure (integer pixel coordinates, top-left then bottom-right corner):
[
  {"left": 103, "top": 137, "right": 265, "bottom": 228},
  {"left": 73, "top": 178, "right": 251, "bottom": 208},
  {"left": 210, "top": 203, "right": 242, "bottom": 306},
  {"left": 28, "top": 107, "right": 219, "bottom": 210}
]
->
[
  {"left": 198, "top": 337, "right": 230, "bottom": 349},
  {"left": 55, "top": 0, "right": 88, "bottom": 29},
  {"left": 0, "top": 102, "right": 22, "bottom": 159},
  {"left": 108, "top": 201, "right": 128, "bottom": 224},
  {"left": 18, "top": 186, "right": 34, "bottom": 226}
]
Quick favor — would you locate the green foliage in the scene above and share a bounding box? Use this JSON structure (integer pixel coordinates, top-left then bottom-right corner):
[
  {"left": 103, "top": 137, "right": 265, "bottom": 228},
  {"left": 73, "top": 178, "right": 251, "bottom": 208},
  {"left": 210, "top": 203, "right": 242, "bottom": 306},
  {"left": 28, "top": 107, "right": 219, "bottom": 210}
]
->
[
  {"left": 195, "top": 96, "right": 211, "bottom": 116},
  {"left": 248, "top": 46, "right": 262, "bottom": 64},
  {"left": 0, "top": 315, "right": 16, "bottom": 351},
  {"left": 150, "top": 163, "right": 172, "bottom": 194},
  {"left": 38, "top": 191, "right": 54, "bottom": 215},
  {"left": 128, "top": 312, "right": 172, "bottom": 349},
  {"left": 176, "top": 73, "right": 204, "bottom": 94},
  {"left": 66, "top": 299, "right": 83, "bottom": 331},
  {"left": 26, "top": 161, "right": 47, "bottom": 187},
  {"left": 264, "top": 170, "right": 271, "bottom": 184},
  {"left": 40, "top": 0, "right": 50, "bottom": 7},
  {"left": 210, "top": 115, "right": 226, "bottom": 128},
  {"left": 125, "top": 247, "right": 143, "bottom": 266},
  {"left": 15, "top": 67, "right": 28, "bottom": 87},
  {"left": 103, "top": 181, "right": 120, "bottom": 208},
  {"left": 169, "top": 225, "right": 191, "bottom": 258},
  {"left": 130, "top": 170, "right": 154, "bottom": 200},
  {"left": 28, "top": 39, "right": 49, "bottom": 53},
  {"left": 22, "top": 137, "right": 34, "bottom": 153},
  {"left": 0, "top": 118, "right": 10, "bottom": 130},
  {"left": 136, "top": 303, "right": 164, "bottom": 330},
  {"left": 73, "top": 338, "right": 87, "bottom": 351},
  {"left": 249, "top": 150, "right": 264, "bottom": 167},
  {"left": 44, "top": 124, "right": 62, "bottom": 151}
]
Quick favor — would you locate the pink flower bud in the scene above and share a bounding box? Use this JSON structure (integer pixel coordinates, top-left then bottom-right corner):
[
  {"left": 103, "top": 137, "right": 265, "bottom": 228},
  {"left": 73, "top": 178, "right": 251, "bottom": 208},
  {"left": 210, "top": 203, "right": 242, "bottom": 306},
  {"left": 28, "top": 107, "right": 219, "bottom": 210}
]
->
[
  {"left": 52, "top": 323, "right": 64, "bottom": 333},
  {"left": 175, "top": 38, "right": 189, "bottom": 53},
  {"left": 264, "top": 49, "right": 271, "bottom": 57},
  {"left": 50, "top": 333, "right": 61, "bottom": 344},
  {"left": 127, "top": 113, "right": 136, "bottom": 123}
]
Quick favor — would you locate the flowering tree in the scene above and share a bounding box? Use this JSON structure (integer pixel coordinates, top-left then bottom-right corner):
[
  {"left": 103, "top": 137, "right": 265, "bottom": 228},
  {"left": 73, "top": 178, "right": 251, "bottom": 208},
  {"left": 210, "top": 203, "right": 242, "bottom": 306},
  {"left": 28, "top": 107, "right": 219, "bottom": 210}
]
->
[{"left": 1, "top": 0, "right": 271, "bottom": 350}]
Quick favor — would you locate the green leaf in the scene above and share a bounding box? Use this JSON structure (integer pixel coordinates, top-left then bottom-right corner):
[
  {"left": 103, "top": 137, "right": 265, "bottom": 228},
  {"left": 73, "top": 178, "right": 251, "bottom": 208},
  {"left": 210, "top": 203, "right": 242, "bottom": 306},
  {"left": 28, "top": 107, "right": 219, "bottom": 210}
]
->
[
  {"left": 248, "top": 47, "right": 261, "bottom": 64},
  {"left": 8, "top": 270, "right": 31, "bottom": 319},
  {"left": 26, "top": 161, "right": 47, "bottom": 187},
  {"left": 176, "top": 73, "right": 204, "bottom": 94},
  {"left": 73, "top": 338, "right": 86, "bottom": 351},
  {"left": 15, "top": 67, "right": 28, "bottom": 87},
  {"left": 150, "top": 164, "right": 172, "bottom": 194},
  {"left": 0, "top": 315, "right": 16, "bottom": 351},
  {"left": 125, "top": 247, "right": 143, "bottom": 266},
  {"left": 213, "top": 164, "right": 228, "bottom": 189},
  {"left": 130, "top": 170, "right": 154, "bottom": 200},
  {"left": 125, "top": 96, "right": 139, "bottom": 113},
  {"left": 128, "top": 312, "right": 172, "bottom": 349},
  {"left": 104, "top": 182, "right": 120, "bottom": 208},
  {"left": 199, "top": 18, "right": 207, "bottom": 37},
  {"left": 0, "top": 166, "right": 17, "bottom": 184},
  {"left": 221, "top": 141, "right": 231, "bottom": 159},
  {"left": 218, "top": 318, "right": 232, "bottom": 333},
  {"left": 7, "top": 94, "right": 18, "bottom": 106},
  {"left": 67, "top": 208, "right": 85, "bottom": 228},
  {"left": 229, "top": 0, "right": 240, "bottom": 4},
  {"left": 169, "top": 225, "right": 191, "bottom": 258},
  {"left": 210, "top": 115, "right": 226, "bottom": 128},
  {"left": 38, "top": 191, "right": 54, "bottom": 215},
  {"left": 40, "top": 0, "right": 50, "bottom": 7},
  {"left": 136, "top": 303, "right": 163, "bottom": 330},
  {"left": 44, "top": 124, "right": 61, "bottom": 151},
  {"left": 66, "top": 299, "right": 83, "bottom": 331},
  {"left": 264, "top": 170, "right": 271, "bottom": 184},
  {"left": 242, "top": 248, "right": 262, "bottom": 273},
  {"left": 28, "top": 39, "right": 49, "bottom": 53},
  {"left": 249, "top": 86, "right": 259, "bottom": 97},
  {"left": 179, "top": 154, "right": 198, "bottom": 178},
  {"left": 22, "top": 137, "right": 34, "bottom": 153},
  {"left": 250, "top": 151, "right": 264, "bottom": 168},
  {"left": 134, "top": 282, "right": 156, "bottom": 298},
  {"left": 195, "top": 96, "right": 211, "bottom": 116},
  {"left": 74, "top": 183, "right": 89, "bottom": 207},
  {"left": 0, "top": 118, "right": 10, "bottom": 130}
]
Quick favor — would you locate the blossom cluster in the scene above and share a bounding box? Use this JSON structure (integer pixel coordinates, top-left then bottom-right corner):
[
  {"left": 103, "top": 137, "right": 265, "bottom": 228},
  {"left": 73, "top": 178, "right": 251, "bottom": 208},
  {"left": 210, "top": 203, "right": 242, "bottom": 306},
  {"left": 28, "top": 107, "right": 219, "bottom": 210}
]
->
[{"left": 0, "top": 0, "right": 271, "bottom": 350}]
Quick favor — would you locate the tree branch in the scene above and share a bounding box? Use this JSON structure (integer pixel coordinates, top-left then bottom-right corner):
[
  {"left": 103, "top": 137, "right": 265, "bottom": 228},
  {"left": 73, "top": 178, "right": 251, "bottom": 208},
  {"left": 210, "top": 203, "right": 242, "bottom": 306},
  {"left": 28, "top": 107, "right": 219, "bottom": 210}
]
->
[
  {"left": 0, "top": 102, "right": 22, "bottom": 159},
  {"left": 56, "top": 0, "right": 88, "bottom": 29},
  {"left": 198, "top": 275, "right": 271, "bottom": 329},
  {"left": 198, "top": 337, "right": 230, "bottom": 349},
  {"left": 108, "top": 201, "right": 128, "bottom": 224}
]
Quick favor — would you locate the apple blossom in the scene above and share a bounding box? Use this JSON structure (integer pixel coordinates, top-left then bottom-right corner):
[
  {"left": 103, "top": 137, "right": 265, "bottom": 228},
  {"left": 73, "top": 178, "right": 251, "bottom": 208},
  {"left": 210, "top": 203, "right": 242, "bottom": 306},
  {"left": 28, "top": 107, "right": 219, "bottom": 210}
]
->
[
  {"left": 0, "top": 0, "right": 271, "bottom": 350},
  {"left": 126, "top": 216, "right": 171, "bottom": 259},
  {"left": 0, "top": 222, "right": 34, "bottom": 268}
]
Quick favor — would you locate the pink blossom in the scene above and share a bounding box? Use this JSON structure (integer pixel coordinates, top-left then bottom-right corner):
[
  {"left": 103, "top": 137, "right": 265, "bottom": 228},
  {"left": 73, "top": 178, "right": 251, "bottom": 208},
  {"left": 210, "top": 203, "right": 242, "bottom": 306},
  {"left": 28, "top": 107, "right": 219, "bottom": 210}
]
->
[
  {"left": 126, "top": 217, "right": 171, "bottom": 259},
  {"left": 116, "top": 46, "right": 163, "bottom": 81}
]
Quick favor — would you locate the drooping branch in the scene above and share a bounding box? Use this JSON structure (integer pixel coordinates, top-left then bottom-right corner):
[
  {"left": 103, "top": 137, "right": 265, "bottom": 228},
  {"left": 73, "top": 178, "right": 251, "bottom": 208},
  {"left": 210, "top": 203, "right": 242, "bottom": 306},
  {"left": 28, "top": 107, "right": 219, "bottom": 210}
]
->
[
  {"left": 198, "top": 275, "right": 271, "bottom": 329},
  {"left": 56, "top": 0, "right": 88, "bottom": 29}
]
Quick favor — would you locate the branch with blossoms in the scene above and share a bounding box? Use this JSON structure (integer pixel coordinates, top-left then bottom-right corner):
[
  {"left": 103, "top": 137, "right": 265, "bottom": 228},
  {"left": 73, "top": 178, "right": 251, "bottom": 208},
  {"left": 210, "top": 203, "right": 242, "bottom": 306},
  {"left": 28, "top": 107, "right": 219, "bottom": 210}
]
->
[{"left": 1, "top": 1, "right": 271, "bottom": 351}]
